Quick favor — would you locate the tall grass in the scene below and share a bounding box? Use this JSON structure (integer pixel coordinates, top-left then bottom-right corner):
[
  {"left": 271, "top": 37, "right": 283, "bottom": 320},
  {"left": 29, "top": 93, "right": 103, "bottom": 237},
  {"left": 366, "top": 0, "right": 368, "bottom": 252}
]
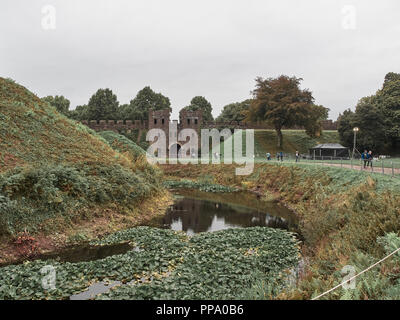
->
[
  {"left": 162, "top": 162, "right": 400, "bottom": 299},
  {"left": 0, "top": 78, "right": 164, "bottom": 239}
]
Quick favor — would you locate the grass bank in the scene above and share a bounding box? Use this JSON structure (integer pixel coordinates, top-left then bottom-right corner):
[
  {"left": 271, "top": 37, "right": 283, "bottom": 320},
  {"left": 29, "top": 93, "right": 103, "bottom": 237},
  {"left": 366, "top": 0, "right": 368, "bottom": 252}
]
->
[
  {"left": 161, "top": 162, "right": 400, "bottom": 299},
  {"left": 215, "top": 129, "right": 340, "bottom": 158},
  {"left": 0, "top": 78, "right": 170, "bottom": 264}
]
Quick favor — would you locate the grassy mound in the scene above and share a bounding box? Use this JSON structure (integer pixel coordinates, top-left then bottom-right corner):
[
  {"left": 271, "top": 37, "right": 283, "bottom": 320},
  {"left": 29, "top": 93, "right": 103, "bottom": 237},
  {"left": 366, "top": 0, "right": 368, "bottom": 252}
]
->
[
  {"left": 0, "top": 78, "right": 130, "bottom": 172},
  {"left": 217, "top": 129, "right": 340, "bottom": 159},
  {"left": 0, "top": 78, "right": 162, "bottom": 237},
  {"left": 254, "top": 129, "right": 340, "bottom": 155},
  {"left": 98, "top": 131, "right": 145, "bottom": 160}
]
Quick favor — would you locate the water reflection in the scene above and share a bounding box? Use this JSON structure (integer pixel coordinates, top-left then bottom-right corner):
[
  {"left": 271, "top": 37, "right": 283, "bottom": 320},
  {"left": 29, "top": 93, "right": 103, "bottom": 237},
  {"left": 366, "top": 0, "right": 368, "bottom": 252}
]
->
[
  {"left": 154, "top": 190, "right": 298, "bottom": 235},
  {"left": 0, "top": 242, "right": 134, "bottom": 267}
]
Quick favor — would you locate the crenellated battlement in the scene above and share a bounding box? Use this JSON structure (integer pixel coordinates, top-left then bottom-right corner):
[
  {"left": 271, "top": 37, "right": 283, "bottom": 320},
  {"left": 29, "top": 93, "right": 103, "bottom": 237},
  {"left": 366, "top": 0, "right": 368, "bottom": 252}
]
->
[
  {"left": 80, "top": 119, "right": 148, "bottom": 133},
  {"left": 80, "top": 110, "right": 337, "bottom": 133}
]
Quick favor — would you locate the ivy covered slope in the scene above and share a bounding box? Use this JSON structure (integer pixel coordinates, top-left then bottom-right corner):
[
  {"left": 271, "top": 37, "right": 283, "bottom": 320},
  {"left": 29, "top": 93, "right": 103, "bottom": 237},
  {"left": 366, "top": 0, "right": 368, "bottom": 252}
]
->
[{"left": 0, "top": 78, "right": 164, "bottom": 238}]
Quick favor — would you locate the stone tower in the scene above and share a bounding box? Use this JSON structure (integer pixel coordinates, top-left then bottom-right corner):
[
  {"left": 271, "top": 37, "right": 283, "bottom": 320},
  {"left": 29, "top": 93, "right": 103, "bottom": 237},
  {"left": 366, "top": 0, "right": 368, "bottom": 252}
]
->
[
  {"left": 178, "top": 109, "right": 203, "bottom": 131},
  {"left": 147, "top": 108, "right": 203, "bottom": 157},
  {"left": 148, "top": 109, "right": 170, "bottom": 130}
]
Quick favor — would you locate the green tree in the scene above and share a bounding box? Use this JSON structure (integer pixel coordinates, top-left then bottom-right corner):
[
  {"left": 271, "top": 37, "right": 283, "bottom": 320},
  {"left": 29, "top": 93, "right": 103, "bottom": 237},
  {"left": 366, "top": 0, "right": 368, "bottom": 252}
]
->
[
  {"left": 120, "top": 86, "right": 171, "bottom": 120},
  {"left": 384, "top": 72, "right": 400, "bottom": 86},
  {"left": 183, "top": 96, "right": 214, "bottom": 122},
  {"left": 87, "top": 89, "right": 119, "bottom": 120},
  {"left": 353, "top": 97, "right": 387, "bottom": 151},
  {"left": 304, "top": 104, "right": 330, "bottom": 137},
  {"left": 117, "top": 104, "right": 130, "bottom": 119},
  {"left": 216, "top": 100, "right": 252, "bottom": 122},
  {"left": 337, "top": 109, "right": 356, "bottom": 148},
  {"left": 376, "top": 73, "right": 400, "bottom": 149},
  {"left": 42, "top": 95, "right": 70, "bottom": 116},
  {"left": 338, "top": 100, "right": 387, "bottom": 153},
  {"left": 69, "top": 104, "right": 89, "bottom": 121},
  {"left": 246, "top": 75, "right": 314, "bottom": 148},
  {"left": 338, "top": 72, "right": 400, "bottom": 154}
]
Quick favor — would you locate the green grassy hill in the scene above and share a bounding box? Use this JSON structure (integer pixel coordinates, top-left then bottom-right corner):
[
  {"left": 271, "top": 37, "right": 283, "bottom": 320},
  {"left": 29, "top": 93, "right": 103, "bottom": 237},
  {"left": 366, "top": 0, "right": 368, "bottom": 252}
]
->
[
  {"left": 0, "top": 79, "right": 131, "bottom": 172},
  {"left": 0, "top": 78, "right": 163, "bottom": 238},
  {"left": 254, "top": 129, "right": 340, "bottom": 155},
  {"left": 215, "top": 129, "right": 340, "bottom": 159}
]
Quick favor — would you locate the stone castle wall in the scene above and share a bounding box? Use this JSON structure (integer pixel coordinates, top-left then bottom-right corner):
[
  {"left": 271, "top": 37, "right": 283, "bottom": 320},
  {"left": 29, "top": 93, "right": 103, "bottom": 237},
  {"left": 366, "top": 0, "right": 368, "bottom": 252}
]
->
[{"left": 80, "top": 110, "right": 337, "bottom": 133}]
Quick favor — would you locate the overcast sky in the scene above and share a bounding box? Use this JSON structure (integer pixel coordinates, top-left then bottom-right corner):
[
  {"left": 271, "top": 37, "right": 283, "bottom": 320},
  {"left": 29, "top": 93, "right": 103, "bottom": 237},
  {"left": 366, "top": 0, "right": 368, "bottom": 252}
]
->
[{"left": 1, "top": 0, "right": 399, "bottom": 120}]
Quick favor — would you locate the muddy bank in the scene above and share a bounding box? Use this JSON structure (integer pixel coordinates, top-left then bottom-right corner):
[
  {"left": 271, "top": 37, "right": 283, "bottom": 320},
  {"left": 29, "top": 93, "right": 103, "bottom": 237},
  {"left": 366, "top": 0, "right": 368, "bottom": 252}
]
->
[{"left": 0, "top": 192, "right": 173, "bottom": 265}]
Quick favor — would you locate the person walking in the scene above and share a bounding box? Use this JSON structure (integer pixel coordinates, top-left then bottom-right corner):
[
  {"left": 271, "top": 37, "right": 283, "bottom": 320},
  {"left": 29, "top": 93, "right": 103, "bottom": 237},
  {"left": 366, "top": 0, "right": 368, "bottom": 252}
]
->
[
  {"left": 280, "top": 151, "right": 283, "bottom": 162},
  {"left": 295, "top": 151, "right": 299, "bottom": 163},
  {"left": 361, "top": 150, "right": 368, "bottom": 169},
  {"left": 276, "top": 152, "right": 280, "bottom": 161},
  {"left": 266, "top": 152, "right": 271, "bottom": 161},
  {"left": 367, "top": 151, "right": 373, "bottom": 168}
]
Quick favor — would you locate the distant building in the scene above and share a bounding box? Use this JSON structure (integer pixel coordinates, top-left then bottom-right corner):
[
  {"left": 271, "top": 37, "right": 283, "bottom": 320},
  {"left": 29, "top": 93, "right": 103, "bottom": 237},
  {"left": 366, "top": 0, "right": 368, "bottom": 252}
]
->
[
  {"left": 309, "top": 143, "right": 350, "bottom": 159},
  {"left": 148, "top": 109, "right": 202, "bottom": 155}
]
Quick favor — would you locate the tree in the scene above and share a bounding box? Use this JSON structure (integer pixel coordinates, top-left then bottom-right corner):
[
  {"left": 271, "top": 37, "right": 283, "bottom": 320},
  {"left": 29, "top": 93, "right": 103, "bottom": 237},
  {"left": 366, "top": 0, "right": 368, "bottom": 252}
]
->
[
  {"left": 117, "top": 104, "right": 130, "bottom": 119},
  {"left": 304, "top": 104, "right": 330, "bottom": 138},
  {"left": 120, "top": 86, "right": 171, "bottom": 120},
  {"left": 384, "top": 72, "right": 400, "bottom": 86},
  {"left": 216, "top": 100, "right": 252, "bottom": 122},
  {"left": 87, "top": 88, "right": 119, "bottom": 120},
  {"left": 183, "top": 96, "right": 213, "bottom": 122},
  {"left": 337, "top": 109, "right": 356, "bottom": 148},
  {"left": 376, "top": 73, "right": 400, "bottom": 148},
  {"left": 42, "top": 95, "right": 70, "bottom": 116},
  {"left": 246, "top": 75, "right": 314, "bottom": 148},
  {"left": 354, "top": 97, "right": 386, "bottom": 151},
  {"left": 69, "top": 104, "right": 89, "bottom": 121},
  {"left": 338, "top": 100, "right": 387, "bottom": 153},
  {"left": 337, "top": 72, "right": 400, "bottom": 154}
]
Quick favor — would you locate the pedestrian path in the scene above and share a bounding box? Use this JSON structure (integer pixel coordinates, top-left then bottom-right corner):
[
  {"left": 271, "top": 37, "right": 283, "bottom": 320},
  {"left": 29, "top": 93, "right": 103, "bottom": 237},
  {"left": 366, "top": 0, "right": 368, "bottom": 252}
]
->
[
  {"left": 256, "top": 158, "right": 400, "bottom": 177},
  {"left": 319, "top": 162, "right": 400, "bottom": 175}
]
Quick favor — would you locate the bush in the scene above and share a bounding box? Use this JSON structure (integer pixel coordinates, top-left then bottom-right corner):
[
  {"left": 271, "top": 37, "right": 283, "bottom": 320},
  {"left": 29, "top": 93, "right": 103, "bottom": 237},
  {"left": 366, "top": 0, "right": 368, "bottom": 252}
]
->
[{"left": 0, "top": 163, "right": 162, "bottom": 236}]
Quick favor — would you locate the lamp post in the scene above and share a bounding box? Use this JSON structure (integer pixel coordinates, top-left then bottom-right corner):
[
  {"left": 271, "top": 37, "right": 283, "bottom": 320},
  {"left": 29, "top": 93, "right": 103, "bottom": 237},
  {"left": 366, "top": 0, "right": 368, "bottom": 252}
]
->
[{"left": 352, "top": 127, "right": 359, "bottom": 159}]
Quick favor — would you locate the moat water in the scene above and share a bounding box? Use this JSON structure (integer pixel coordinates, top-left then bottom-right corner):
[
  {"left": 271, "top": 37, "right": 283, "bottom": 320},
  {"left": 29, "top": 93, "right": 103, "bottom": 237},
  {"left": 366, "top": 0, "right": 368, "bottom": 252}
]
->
[
  {"left": 2, "top": 190, "right": 298, "bottom": 268},
  {"left": 147, "top": 189, "right": 298, "bottom": 234},
  {"left": 1, "top": 190, "right": 299, "bottom": 300}
]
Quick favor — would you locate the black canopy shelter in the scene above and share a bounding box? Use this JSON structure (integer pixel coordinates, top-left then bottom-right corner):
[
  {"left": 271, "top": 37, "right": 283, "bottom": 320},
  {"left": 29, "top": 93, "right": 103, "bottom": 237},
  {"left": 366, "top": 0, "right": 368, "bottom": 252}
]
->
[{"left": 309, "top": 143, "right": 350, "bottom": 159}]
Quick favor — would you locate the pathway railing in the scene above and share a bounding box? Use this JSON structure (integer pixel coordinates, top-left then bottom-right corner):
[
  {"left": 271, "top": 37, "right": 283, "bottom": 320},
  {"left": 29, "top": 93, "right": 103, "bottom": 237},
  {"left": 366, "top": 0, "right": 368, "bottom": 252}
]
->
[{"left": 256, "top": 153, "right": 400, "bottom": 178}]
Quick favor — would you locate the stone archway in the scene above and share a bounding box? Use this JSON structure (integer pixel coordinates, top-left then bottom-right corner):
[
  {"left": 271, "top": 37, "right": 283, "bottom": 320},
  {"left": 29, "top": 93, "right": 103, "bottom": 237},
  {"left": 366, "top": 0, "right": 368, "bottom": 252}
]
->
[{"left": 169, "top": 143, "right": 182, "bottom": 158}]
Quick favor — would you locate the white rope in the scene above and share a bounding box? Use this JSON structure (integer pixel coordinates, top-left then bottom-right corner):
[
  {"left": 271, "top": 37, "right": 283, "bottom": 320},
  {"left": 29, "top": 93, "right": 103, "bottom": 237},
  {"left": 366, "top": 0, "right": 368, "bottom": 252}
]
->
[{"left": 312, "top": 246, "right": 400, "bottom": 300}]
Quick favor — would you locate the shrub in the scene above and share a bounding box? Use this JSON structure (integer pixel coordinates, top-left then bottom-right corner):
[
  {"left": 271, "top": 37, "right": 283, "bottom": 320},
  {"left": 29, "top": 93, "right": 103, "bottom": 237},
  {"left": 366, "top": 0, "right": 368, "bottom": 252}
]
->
[{"left": 0, "top": 163, "right": 162, "bottom": 236}]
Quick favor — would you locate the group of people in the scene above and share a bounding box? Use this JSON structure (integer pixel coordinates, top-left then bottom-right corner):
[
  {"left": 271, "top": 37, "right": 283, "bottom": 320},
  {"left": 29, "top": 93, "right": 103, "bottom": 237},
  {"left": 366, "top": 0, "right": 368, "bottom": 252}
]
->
[
  {"left": 265, "top": 151, "right": 301, "bottom": 162},
  {"left": 265, "top": 152, "right": 280, "bottom": 161},
  {"left": 263, "top": 149, "right": 375, "bottom": 168},
  {"left": 361, "top": 150, "right": 374, "bottom": 168}
]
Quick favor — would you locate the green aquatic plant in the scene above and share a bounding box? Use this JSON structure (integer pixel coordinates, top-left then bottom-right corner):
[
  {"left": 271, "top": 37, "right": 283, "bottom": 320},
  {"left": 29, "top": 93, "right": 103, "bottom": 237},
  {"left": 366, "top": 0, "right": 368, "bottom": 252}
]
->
[
  {"left": 163, "top": 179, "right": 237, "bottom": 193},
  {"left": 97, "top": 227, "right": 300, "bottom": 300},
  {"left": 0, "top": 227, "right": 300, "bottom": 300}
]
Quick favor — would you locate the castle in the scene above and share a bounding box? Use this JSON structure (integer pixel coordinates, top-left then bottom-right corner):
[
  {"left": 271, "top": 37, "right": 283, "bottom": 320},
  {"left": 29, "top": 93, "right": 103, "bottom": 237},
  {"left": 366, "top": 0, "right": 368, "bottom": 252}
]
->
[
  {"left": 80, "top": 109, "right": 204, "bottom": 133},
  {"left": 81, "top": 109, "right": 203, "bottom": 153},
  {"left": 81, "top": 109, "right": 337, "bottom": 133},
  {"left": 80, "top": 109, "right": 337, "bottom": 151}
]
